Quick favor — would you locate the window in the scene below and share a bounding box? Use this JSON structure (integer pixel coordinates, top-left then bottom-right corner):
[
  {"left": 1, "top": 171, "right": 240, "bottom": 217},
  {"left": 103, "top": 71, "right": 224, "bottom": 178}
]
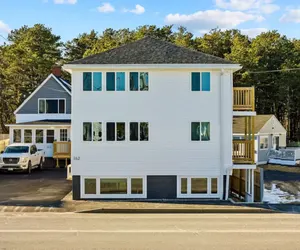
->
[
  {"left": 191, "top": 178, "right": 207, "bottom": 194},
  {"left": 83, "top": 122, "right": 92, "bottom": 141},
  {"left": 211, "top": 178, "right": 218, "bottom": 194},
  {"left": 93, "top": 122, "right": 102, "bottom": 141},
  {"left": 131, "top": 178, "right": 143, "bottom": 194},
  {"left": 100, "top": 178, "right": 127, "bottom": 194},
  {"left": 181, "top": 178, "right": 187, "bottom": 194},
  {"left": 46, "top": 130, "right": 55, "bottom": 143},
  {"left": 106, "top": 72, "right": 125, "bottom": 91},
  {"left": 83, "top": 72, "right": 92, "bottom": 91},
  {"left": 30, "top": 145, "right": 37, "bottom": 155},
  {"left": 24, "top": 129, "right": 32, "bottom": 143},
  {"left": 13, "top": 129, "right": 21, "bottom": 143},
  {"left": 117, "top": 123, "right": 125, "bottom": 141},
  {"left": 130, "top": 72, "right": 149, "bottom": 91},
  {"left": 85, "top": 178, "right": 96, "bottom": 194},
  {"left": 39, "top": 99, "right": 65, "bottom": 114},
  {"left": 191, "top": 72, "right": 210, "bottom": 91},
  {"left": 260, "top": 136, "right": 269, "bottom": 149},
  {"left": 106, "top": 123, "right": 115, "bottom": 141},
  {"left": 35, "top": 130, "right": 44, "bottom": 143},
  {"left": 191, "top": 122, "right": 210, "bottom": 141},
  {"left": 106, "top": 122, "right": 125, "bottom": 141},
  {"left": 60, "top": 129, "right": 68, "bottom": 142},
  {"left": 93, "top": 72, "right": 102, "bottom": 91},
  {"left": 130, "top": 122, "right": 149, "bottom": 141}
]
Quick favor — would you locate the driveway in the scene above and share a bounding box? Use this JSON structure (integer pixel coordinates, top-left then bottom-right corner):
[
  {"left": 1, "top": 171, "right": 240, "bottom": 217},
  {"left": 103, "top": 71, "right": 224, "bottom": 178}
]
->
[{"left": 0, "top": 169, "right": 72, "bottom": 207}]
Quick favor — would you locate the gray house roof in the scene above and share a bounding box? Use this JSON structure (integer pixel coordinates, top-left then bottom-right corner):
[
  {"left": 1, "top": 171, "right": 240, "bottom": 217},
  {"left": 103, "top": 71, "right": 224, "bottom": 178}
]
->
[
  {"left": 68, "top": 36, "right": 234, "bottom": 65},
  {"left": 7, "top": 120, "right": 71, "bottom": 126}
]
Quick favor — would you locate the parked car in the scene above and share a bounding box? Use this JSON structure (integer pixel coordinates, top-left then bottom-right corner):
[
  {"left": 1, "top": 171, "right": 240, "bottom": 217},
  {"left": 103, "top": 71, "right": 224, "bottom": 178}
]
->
[{"left": 0, "top": 143, "right": 45, "bottom": 173}]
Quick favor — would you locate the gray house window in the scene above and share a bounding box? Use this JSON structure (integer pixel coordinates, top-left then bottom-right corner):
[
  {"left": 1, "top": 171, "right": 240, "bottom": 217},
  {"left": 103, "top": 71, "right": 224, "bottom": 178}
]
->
[{"left": 39, "top": 99, "right": 65, "bottom": 114}]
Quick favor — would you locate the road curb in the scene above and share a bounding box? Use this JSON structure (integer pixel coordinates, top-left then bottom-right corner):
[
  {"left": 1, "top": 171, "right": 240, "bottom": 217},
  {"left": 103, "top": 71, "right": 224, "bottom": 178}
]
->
[
  {"left": 0, "top": 206, "right": 67, "bottom": 213},
  {"left": 76, "top": 208, "right": 276, "bottom": 214}
]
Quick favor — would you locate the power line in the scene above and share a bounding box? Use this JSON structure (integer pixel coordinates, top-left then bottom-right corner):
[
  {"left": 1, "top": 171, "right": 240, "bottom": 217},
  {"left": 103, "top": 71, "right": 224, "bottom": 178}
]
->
[
  {"left": 0, "top": 34, "right": 8, "bottom": 42},
  {"left": 247, "top": 68, "right": 300, "bottom": 74}
]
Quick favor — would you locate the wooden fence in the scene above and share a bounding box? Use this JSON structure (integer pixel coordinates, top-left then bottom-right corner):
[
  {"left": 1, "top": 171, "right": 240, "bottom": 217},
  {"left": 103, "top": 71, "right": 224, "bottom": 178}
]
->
[{"left": 230, "top": 168, "right": 262, "bottom": 202}]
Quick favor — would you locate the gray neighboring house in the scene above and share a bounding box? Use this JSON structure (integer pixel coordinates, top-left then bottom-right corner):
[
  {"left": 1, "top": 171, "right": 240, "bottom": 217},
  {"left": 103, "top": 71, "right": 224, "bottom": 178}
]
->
[
  {"left": 6, "top": 67, "right": 72, "bottom": 159},
  {"left": 233, "top": 115, "right": 287, "bottom": 165}
]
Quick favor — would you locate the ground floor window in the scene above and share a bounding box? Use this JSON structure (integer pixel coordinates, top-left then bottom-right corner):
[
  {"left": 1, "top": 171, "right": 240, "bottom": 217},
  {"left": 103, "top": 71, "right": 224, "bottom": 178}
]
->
[
  {"left": 82, "top": 177, "right": 145, "bottom": 197},
  {"left": 47, "top": 130, "right": 55, "bottom": 143},
  {"left": 13, "top": 129, "right": 21, "bottom": 143},
  {"left": 178, "top": 177, "right": 219, "bottom": 196},
  {"left": 60, "top": 129, "right": 68, "bottom": 142},
  {"left": 84, "top": 178, "right": 96, "bottom": 194},
  {"left": 36, "top": 130, "right": 44, "bottom": 143},
  {"left": 24, "top": 129, "right": 32, "bottom": 143}
]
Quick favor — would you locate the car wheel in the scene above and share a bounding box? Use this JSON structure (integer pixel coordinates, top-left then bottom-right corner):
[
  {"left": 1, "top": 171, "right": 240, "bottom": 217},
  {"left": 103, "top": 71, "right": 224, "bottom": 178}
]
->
[{"left": 27, "top": 161, "right": 32, "bottom": 174}]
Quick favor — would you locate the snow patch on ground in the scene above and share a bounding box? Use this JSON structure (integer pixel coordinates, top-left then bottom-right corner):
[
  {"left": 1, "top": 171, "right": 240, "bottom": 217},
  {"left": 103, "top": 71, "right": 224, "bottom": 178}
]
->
[{"left": 264, "top": 184, "right": 300, "bottom": 204}]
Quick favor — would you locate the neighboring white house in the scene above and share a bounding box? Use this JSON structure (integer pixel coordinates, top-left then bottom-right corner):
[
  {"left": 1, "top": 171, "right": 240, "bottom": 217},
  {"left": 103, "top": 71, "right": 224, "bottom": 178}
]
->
[
  {"left": 6, "top": 67, "right": 72, "bottom": 159},
  {"left": 233, "top": 115, "right": 286, "bottom": 165},
  {"left": 64, "top": 36, "right": 257, "bottom": 201}
]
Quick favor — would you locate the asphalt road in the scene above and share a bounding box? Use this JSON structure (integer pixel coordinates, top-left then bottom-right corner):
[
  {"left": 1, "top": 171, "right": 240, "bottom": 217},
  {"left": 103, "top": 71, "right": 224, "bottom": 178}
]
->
[
  {"left": 1, "top": 213, "right": 300, "bottom": 250},
  {"left": 0, "top": 169, "right": 72, "bottom": 206}
]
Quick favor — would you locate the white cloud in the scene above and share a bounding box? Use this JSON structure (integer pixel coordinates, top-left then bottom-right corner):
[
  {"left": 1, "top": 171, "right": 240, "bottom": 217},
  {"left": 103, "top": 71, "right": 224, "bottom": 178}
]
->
[
  {"left": 0, "top": 20, "right": 11, "bottom": 33},
  {"left": 280, "top": 9, "right": 300, "bottom": 23},
  {"left": 241, "top": 28, "right": 268, "bottom": 37},
  {"left": 97, "top": 2, "right": 115, "bottom": 13},
  {"left": 215, "top": 0, "right": 280, "bottom": 14},
  {"left": 165, "top": 10, "right": 263, "bottom": 31},
  {"left": 124, "top": 4, "right": 145, "bottom": 15},
  {"left": 53, "top": 0, "right": 77, "bottom": 4}
]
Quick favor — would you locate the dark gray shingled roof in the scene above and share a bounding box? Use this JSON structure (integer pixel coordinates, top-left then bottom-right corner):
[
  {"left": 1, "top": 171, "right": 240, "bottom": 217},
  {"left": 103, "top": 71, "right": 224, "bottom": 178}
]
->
[
  {"left": 68, "top": 36, "right": 234, "bottom": 65},
  {"left": 53, "top": 75, "right": 72, "bottom": 92}
]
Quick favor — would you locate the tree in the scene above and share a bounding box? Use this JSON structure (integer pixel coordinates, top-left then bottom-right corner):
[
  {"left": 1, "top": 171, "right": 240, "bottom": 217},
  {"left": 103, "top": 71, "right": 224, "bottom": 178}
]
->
[
  {"left": 64, "top": 30, "right": 98, "bottom": 62},
  {"left": 0, "top": 24, "right": 62, "bottom": 131}
]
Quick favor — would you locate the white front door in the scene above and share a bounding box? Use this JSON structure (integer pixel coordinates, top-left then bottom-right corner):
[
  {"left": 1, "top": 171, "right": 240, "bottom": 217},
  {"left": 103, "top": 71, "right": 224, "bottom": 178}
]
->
[{"left": 45, "top": 129, "right": 55, "bottom": 157}]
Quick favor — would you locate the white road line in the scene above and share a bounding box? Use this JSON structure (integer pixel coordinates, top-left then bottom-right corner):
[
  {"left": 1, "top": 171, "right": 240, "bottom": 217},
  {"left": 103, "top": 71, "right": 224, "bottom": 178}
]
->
[{"left": 0, "top": 229, "right": 299, "bottom": 233}]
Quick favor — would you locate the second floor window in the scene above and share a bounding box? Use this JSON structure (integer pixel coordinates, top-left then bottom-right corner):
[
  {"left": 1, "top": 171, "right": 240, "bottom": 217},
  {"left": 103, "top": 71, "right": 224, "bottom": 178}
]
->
[
  {"left": 39, "top": 99, "right": 65, "bottom": 114},
  {"left": 191, "top": 122, "right": 210, "bottom": 141},
  {"left": 191, "top": 72, "right": 210, "bottom": 91},
  {"left": 130, "top": 72, "right": 149, "bottom": 91},
  {"left": 106, "top": 72, "right": 125, "bottom": 91},
  {"left": 83, "top": 72, "right": 102, "bottom": 91}
]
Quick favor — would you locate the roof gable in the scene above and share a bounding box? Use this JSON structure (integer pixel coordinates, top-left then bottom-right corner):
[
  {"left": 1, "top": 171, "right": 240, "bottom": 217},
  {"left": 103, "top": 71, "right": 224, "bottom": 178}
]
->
[
  {"left": 14, "top": 74, "right": 71, "bottom": 115},
  {"left": 233, "top": 115, "right": 274, "bottom": 134},
  {"left": 67, "top": 36, "right": 235, "bottom": 65}
]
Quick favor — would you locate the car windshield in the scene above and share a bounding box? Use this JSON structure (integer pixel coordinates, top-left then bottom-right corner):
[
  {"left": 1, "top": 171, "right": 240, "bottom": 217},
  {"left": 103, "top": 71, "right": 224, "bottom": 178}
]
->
[{"left": 4, "top": 146, "right": 29, "bottom": 154}]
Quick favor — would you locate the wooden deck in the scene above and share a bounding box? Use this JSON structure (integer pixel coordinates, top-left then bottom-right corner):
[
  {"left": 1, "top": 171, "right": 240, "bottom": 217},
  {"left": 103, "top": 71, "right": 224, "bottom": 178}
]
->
[
  {"left": 232, "top": 140, "right": 255, "bottom": 164},
  {"left": 53, "top": 142, "right": 71, "bottom": 168},
  {"left": 233, "top": 87, "right": 255, "bottom": 111}
]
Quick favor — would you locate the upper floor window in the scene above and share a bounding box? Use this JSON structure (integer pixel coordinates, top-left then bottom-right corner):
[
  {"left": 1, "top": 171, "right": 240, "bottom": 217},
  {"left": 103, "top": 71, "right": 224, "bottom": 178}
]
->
[
  {"left": 191, "top": 72, "right": 210, "bottom": 91},
  {"left": 39, "top": 99, "right": 65, "bottom": 114},
  {"left": 130, "top": 72, "right": 149, "bottom": 91},
  {"left": 130, "top": 122, "right": 149, "bottom": 141},
  {"left": 106, "top": 72, "right": 125, "bottom": 91},
  {"left": 83, "top": 122, "right": 102, "bottom": 142},
  {"left": 191, "top": 122, "right": 210, "bottom": 141},
  {"left": 83, "top": 72, "right": 102, "bottom": 91}
]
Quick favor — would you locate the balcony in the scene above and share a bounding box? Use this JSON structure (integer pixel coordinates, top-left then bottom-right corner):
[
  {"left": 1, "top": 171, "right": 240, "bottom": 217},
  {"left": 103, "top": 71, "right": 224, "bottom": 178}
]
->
[
  {"left": 53, "top": 141, "right": 71, "bottom": 167},
  {"left": 233, "top": 87, "right": 255, "bottom": 111},
  {"left": 232, "top": 140, "right": 255, "bottom": 164}
]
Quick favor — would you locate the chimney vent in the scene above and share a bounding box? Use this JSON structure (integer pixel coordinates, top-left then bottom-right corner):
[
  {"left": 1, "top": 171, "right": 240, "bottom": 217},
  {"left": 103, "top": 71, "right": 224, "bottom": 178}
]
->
[{"left": 52, "top": 65, "right": 62, "bottom": 77}]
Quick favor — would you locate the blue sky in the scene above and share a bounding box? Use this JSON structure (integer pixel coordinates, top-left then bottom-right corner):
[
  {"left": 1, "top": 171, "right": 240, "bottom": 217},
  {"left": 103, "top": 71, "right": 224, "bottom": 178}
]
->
[{"left": 0, "top": 0, "right": 300, "bottom": 44}]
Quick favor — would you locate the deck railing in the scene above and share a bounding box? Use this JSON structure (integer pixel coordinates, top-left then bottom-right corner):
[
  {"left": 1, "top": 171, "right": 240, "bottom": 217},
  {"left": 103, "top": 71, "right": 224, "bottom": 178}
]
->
[
  {"left": 53, "top": 141, "right": 71, "bottom": 159},
  {"left": 233, "top": 87, "right": 255, "bottom": 111},
  {"left": 232, "top": 140, "right": 255, "bottom": 164}
]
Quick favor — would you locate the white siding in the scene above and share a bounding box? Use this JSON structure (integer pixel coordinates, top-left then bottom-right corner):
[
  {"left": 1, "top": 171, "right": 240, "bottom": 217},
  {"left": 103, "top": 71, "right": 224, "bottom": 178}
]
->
[{"left": 71, "top": 69, "right": 232, "bottom": 178}]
